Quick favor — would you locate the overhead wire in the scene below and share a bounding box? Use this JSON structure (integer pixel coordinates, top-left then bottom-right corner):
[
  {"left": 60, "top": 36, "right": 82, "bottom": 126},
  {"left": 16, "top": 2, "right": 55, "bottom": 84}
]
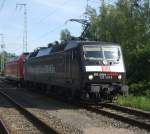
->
[
  {"left": 36, "top": 0, "right": 76, "bottom": 40},
  {"left": 36, "top": 0, "right": 70, "bottom": 24},
  {"left": 36, "top": 0, "right": 94, "bottom": 42},
  {"left": 38, "top": 13, "right": 85, "bottom": 40},
  {"left": 39, "top": 22, "right": 67, "bottom": 39},
  {"left": 89, "top": 0, "right": 115, "bottom": 6}
]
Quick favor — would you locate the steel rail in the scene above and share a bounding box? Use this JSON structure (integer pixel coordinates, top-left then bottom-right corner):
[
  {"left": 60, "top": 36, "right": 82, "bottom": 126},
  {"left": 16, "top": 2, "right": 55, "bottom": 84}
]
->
[
  {"left": 0, "top": 89, "right": 59, "bottom": 134},
  {"left": 101, "top": 103, "right": 150, "bottom": 118},
  {"left": 0, "top": 119, "right": 10, "bottom": 134},
  {"left": 1, "top": 79, "right": 150, "bottom": 131},
  {"left": 84, "top": 104, "right": 150, "bottom": 131}
]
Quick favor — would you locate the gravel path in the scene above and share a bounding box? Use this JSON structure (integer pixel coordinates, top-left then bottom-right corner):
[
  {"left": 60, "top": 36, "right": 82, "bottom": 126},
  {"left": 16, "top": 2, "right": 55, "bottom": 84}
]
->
[{"left": 0, "top": 82, "right": 149, "bottom": 134}]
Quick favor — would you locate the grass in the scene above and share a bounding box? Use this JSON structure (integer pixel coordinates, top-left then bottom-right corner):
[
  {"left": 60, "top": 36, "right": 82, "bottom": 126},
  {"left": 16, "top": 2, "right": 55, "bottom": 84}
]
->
[{"left": 116, "top": 95, "right": 150, "bottom": 112}]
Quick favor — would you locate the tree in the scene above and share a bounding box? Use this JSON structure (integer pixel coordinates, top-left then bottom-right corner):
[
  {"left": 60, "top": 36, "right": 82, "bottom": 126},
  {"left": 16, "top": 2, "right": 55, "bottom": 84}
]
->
[
  {"left": 60, "top": 29, "right": 71, "bottom": 41},
  {"left": 85, "top": 0, "right": 150, "bottom": 94},
  {"left": 0, "top": 51, "right": 16, "bottom": 75}
]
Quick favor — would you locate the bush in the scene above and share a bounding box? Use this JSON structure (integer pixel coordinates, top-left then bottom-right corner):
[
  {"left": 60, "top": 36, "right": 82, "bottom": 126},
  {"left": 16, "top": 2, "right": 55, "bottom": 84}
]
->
[
  {"left": 129, "top": 81, "right": 150, "bottom": 96},
  {"left": 126, "top": 47, "right": 150, "bottom": 84},
  {"left": 125, "top": 46, "right": 150, "bottom": 96}
]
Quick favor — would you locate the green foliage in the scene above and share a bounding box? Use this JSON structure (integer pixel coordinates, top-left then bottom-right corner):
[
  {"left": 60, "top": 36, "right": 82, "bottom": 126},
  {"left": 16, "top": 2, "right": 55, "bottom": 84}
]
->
[
  {"left": 60, "top": 29, "right": 71, "bottom": 41},
  {"left": 117, "top": 95, "right": 150, "bottom": 111},
  {"left": 0, "top": 51, "right": 16, "bottom": 74},
  {"left": 86, "top": 0, "right": 150, "bottom": 96},
  {"left": 127, "top": 46, "right": 150, "bottom": 83},
  {"left": 129, "top": 81, "right": 150, "bottom": 96}
]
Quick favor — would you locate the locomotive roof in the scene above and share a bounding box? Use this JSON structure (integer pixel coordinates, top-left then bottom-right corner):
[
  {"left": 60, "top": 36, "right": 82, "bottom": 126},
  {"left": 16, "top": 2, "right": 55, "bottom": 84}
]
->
[
  {"left": 69, "top": 40, "right": 119, "bottom": 45},
  {"left": 65, "top": 40, "right": 119, "bottom": 50},
  {"left": 29, "top": 40, "right": 120, "bottom": 58}
]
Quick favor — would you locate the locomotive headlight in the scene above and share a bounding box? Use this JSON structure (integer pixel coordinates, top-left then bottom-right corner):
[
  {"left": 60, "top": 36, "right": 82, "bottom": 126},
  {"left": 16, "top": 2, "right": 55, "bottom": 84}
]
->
[
  {"left": 118, "top": 74, "right": 122, "bottom": 80},
  {"left": 88, "top": 75, "right": 94, "bottom": 80},
  {"left": 103, "top": 60, "right": 108, "bottom": 65}
]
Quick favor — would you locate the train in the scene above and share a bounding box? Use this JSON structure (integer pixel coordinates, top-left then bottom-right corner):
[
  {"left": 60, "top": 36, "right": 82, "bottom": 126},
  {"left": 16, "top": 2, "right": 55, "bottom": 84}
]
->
[
  {"left": 5, "top": 53, "right": 29, "bottom": 83},
  {"left": 5, "top": 40, "right": 128, "bottom": 102}
]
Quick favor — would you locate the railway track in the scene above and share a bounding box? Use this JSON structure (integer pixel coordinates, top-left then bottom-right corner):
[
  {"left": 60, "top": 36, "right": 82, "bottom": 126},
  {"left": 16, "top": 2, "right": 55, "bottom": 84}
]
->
[
  {"left": 0, "top": 80, "right": 82, "bottom": 134},
  {"left": 84, "top": 103, "right": 150, "bottom": 131},
  {"left": 1, "top": 79, "right": 150, "bottom": 132},
  {"left": 53, "top": 91, "right": 150, "bottom": 131},
  {"left": 0, "top": 119, "right": 9, "bottom": 134},
  {"left": 0, "top": 88, "right": 59, "bottom": 134}
]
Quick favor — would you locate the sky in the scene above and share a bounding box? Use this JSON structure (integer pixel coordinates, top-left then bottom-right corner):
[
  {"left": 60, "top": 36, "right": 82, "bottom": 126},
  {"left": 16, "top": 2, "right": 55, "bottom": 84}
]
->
[{"left": 0, "top": 0, "right": 115, "bottom": 55}]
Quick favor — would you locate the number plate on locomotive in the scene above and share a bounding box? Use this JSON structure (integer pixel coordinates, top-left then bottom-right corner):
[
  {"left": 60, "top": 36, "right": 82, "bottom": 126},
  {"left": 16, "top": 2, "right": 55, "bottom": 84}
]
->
[{"left": 99, "top": 73, "right": 112, "bottom": 79}]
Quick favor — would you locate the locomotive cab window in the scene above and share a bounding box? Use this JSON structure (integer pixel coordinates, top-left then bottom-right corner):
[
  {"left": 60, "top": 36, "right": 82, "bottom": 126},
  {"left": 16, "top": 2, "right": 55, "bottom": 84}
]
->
[
  {"left": 83, "top": 45, "right": 121, "bottom": 61},
  {"left": 102, "top": 46, "right": 120, "bottom": 60},
  {"left": 83, "top": 46, "right": 103, "bottom": 60}
]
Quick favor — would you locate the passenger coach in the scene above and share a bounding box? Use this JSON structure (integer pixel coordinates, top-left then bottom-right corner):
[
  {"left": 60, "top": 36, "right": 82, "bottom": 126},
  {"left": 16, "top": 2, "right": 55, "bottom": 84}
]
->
[{"left": 5, "top": 53, "right": 29, "bottom": 84}]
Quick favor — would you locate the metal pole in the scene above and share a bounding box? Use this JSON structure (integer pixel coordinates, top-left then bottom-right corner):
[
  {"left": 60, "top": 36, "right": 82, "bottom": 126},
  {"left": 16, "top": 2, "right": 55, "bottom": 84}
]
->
[
  {"left": 0, "top": 33, "right": 5, "bottom": 74},
  {"left": 85, "top": 0, "right": 89, "bottom": 19},
  {"left": 101, "top": 0, "right": 104, "bottom": 7},
  {"left": 16, "top": 3, "right": 27, "bottom": 52},
  {"left": 87, "top": 0, "right": 89, "bottom": 8}
]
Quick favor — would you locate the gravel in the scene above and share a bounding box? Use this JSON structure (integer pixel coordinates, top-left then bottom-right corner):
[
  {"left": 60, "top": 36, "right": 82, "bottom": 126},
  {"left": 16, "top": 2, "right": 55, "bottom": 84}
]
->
[
  {"left": 0, "top": 81, "right": 149, "bottom": 134},
  {"left": 0, "top": 93, "right": 42, "bottom": 134}
]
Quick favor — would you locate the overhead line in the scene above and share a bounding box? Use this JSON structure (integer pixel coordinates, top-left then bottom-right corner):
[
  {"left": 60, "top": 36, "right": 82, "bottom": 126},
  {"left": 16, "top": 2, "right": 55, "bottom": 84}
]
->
[
  {"left": 39, "top": 22, "right": 66, "bottom": 39},
  {"left": 38, "top": 14, "right": 90, "bottom": 41},
  {"left": 16, "top": 3, "right": 28, "bottom": 53},
  {"left": 37, "top": 0, "right": 115, "bottom": 42},
  {"left": 89, "top": 0, "right": 115, "bottom": 6},
  {"left": 36, "top": 0, "right": 69, "bottom": 24}
]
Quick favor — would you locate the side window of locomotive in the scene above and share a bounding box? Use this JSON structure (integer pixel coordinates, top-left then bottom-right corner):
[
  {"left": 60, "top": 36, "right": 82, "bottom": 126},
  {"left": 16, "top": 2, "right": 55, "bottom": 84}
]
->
[{"left": 36, "top": 48, "right": 52, "bottom": 57}]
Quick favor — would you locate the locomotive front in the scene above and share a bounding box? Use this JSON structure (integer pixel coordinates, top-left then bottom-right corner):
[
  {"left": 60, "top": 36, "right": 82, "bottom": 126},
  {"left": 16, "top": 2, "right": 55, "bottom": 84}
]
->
[{"left": 81, "top": 43, "right": 128, "bottom": 102}]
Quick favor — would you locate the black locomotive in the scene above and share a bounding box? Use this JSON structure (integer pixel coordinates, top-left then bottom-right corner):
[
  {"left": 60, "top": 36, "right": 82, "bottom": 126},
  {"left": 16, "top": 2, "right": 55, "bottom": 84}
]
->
[{"left": 24, "top": 40, "right": 128, "bottom": 102}]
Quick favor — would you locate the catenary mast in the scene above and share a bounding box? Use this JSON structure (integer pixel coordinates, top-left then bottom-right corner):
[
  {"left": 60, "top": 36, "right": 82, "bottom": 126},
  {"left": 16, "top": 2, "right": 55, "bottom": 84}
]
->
[{"left": 16, "top": 3, "right": 28, "bottom": 52}]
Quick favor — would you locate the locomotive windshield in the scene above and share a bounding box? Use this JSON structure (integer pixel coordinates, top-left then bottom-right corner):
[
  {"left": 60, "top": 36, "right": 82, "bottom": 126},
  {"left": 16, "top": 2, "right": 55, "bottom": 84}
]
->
[
  {"left": 83, "top": 46, "right": 103, "bottom": 60},
  {"left": 83, "top": 45, "right": 120, "bottom": 61}
]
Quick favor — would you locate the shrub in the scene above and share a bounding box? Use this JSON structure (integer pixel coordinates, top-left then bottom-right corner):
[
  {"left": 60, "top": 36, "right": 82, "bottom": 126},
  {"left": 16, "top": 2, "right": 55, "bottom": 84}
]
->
[{"left": 129, "top": 81, "right": 150, "bottom": 96}]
